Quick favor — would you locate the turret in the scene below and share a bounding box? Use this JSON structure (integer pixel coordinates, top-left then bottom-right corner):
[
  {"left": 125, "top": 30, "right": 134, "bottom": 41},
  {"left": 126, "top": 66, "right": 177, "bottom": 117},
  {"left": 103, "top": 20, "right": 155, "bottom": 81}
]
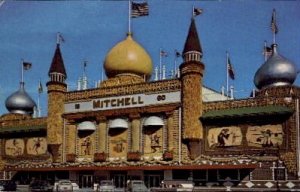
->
[
  {"left": 254, "top": 44, "right": 297, "bottom": 90},
  {"left": 180, "top": 17, "right": 204, "bottom": 159},
  {"left": 46, "top": 34, "right": 67, "bottom": 162},
  {"left": 5, "top": 61, "right": 36, "bottom": 116}
]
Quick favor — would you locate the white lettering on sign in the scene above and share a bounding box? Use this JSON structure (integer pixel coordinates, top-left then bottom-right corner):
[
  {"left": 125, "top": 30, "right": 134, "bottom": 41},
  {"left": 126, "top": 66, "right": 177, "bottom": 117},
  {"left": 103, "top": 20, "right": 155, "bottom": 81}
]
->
[{"left": 64, "top": 92, "right": 180, "bottom": 113}]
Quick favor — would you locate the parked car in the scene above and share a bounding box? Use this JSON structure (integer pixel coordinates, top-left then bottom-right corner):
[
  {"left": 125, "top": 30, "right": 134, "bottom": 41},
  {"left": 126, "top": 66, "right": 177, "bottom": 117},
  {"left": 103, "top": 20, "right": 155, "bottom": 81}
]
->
[
  {"left": 160, "top": 180, "right": 194, "bottom": 192},
  {"left": 71, "top": 182, "right": 79, "bottom": 191},
  {"left": 30, "top": 180, "right": 52, "bottom": 192},
  {"left": 126, "top": 180, "right": 148, "bottom": 192},
  {"left": 54, "top": 180, "right": 73, "bottom": 192},
  {"left": 97, "top": 180, "right": 115, "bottom": 192},
  {"left": 0, "top": 180, "right": 17, "bottom": 191}
]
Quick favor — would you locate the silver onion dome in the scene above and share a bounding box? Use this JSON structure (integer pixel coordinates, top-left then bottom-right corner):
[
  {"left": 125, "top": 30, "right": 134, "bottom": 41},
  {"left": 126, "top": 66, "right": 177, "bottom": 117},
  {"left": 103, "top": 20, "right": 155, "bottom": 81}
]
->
[
  {"left": 254, "top": 44, "right": 297, "bottom": 89},
  {"left": 5, "top": 82, "right": 37, "bottom": 115}
]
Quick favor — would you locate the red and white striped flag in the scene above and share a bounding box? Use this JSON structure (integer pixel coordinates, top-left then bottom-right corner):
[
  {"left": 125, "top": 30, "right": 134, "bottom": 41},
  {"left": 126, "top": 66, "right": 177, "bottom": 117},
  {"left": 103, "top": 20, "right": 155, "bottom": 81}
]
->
[{"left": 131, "top": 1, "right": 149, "bottom": 18}]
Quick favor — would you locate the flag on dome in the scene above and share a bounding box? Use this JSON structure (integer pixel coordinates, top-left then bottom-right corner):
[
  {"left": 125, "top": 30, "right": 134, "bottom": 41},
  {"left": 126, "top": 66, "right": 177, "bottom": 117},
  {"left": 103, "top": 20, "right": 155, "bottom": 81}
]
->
[
  {"left": 271, "top": 9, "right": 278, "bottom": 34},
  {"left": 131, "top": 1, "right": 149, "bottom": 18},
  {"left": 263, "top": 46, "right": 272, "bottom": 57},
  {"left": 23, "top": 61, "right": 32, "bottom": 70}
]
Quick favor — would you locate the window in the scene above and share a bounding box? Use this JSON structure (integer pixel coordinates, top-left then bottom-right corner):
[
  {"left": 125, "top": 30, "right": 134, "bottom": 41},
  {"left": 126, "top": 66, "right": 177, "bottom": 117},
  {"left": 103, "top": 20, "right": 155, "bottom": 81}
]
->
[
  {"left": 274, "top": 168, "right": 286, "bottom": 181},
  {"left": 75, "top": 104, "right": 80, "bottom": 109}
]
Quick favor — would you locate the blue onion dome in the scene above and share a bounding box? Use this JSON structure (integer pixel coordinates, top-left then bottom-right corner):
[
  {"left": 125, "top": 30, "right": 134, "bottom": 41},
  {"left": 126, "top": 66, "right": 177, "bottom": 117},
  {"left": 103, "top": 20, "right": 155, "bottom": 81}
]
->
[
  {"left": 5, "top": 82, "right": 36, "bottom": 115},
  {"left": 254, "top": 44, "right": 297, "bottom": 89}
]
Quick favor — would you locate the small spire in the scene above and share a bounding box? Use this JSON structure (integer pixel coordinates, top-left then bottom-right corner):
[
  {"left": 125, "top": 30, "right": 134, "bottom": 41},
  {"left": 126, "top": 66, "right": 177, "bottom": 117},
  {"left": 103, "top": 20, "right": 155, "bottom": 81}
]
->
[
  {"left": 182, "top": 18, "right": 203, "bottom": 57},
  {"left": 48, "top": 44, "right": 67, "bottom": 78},
  {"left": 48, "top": 34, "right": 67, "bottom": 84}
]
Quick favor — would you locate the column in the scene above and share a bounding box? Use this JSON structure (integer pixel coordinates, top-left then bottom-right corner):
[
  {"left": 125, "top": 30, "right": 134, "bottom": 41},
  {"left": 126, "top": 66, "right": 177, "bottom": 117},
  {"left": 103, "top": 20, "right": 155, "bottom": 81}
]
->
[
  {"left": 166, "top": 111, "right": 174, "bottom": 152},
  {"left": 97, "top": 116, "right": 107, "bottom": 153},
  {"left": 130, "top": 114, "right": 141, "bottom": 152}
]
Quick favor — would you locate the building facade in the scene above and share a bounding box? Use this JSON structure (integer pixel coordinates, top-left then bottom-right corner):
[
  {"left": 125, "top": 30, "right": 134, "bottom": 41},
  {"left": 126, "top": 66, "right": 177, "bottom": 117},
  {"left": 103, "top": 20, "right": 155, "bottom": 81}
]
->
[{"left": 0, "top": 15, "right": 300, "bottom": 191}]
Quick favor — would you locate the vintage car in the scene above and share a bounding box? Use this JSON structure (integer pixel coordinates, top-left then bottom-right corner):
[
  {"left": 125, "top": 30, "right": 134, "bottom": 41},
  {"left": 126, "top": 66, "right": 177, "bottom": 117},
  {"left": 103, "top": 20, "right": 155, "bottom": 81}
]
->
[
  {"left": 30, "top": 180, "right": 52, "bottom": 192},
  {"left": 71, "top": 182, "right": 79, "bottom": 191},
  {"left": 0, "top": 180, "right": 17, "bottom": 191},
  {"left": 126, "top": 180, "right": 149, "bottom": 192},
  {"left": 97, "top": 180, "right": 115, "bottom": 192},
  {"left": 54, "top": 180, "right": 73, "bottom": 192},
  {"left": 160, "top": 180, "right": 194, "bottom": 192}
]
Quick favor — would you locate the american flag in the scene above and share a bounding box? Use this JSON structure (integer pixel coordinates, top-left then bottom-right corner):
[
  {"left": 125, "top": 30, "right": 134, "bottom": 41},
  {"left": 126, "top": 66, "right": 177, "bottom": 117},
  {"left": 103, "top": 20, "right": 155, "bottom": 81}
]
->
[
  {"left": 131, "top": 2, "right": 149, "bottom": 18},
  {"left": 23, "top": 61, "right": 32, "bottom": 70},
  {"left": 227, "top": 57, "right": 235, "bottom": 80}
]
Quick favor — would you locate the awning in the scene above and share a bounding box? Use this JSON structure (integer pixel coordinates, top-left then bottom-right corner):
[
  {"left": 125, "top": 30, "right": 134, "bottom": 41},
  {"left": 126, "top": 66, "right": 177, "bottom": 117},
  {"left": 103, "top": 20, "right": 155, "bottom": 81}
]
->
[
  {"left": 109, "top": 118, "right": 128, "bottom": 129},
  {"left": 144, "top": 116, "right": 164, "bottom": 126},
  {"left": 77, "top": 121, "right": 96, "bottom": 131},
  {"left": 202, "top": 105, "right": 293, "bottom": 120}
]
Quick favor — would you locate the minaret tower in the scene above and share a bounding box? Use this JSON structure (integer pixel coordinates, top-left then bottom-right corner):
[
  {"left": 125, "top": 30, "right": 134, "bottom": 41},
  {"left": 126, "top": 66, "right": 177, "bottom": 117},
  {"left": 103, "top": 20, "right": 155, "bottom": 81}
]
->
[
  {"left": 46, "top": 33, "right": 67, "bottom": 162},
  {"left": 180, "top": 17, "right": 204, "bottom": 159}
]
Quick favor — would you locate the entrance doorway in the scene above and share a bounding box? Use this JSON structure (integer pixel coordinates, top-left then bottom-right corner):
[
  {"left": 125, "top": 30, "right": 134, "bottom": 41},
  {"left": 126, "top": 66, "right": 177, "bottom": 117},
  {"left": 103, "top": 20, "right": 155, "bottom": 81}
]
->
[
  {"left": 80, "top": 175, "right": 93, "bottom": 188},
  {"left": 144, "top": 171, "right": 163, "bottom": 188},
  {"left": 111, "top": 173, "right": 127, "bottom": 188}
]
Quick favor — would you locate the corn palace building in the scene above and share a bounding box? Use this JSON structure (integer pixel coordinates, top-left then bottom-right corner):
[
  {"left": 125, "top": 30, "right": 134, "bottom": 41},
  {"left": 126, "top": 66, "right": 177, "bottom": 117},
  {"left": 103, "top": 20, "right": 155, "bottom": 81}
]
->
[{"left": 0, "top": 10, "right": 300, "bottom": 191}]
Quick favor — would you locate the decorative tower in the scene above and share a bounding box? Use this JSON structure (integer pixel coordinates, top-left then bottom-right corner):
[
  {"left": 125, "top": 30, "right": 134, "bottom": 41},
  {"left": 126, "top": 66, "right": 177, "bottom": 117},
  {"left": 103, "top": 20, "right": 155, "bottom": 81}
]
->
[
  {"left": 46, "top": 34, "right": 67, "bottom": 162},
  {"left": 180, "top": 17, "right": 204, "bottom": 159}
]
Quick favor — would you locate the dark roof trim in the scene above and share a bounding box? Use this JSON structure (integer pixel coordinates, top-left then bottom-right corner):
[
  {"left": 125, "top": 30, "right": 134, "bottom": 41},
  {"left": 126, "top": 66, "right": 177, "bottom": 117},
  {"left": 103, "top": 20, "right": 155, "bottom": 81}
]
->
[
  {"left": 7, "top": 164, "right": 256, "bottom": 172},
  {"left": 202, "top": 105, "right": 293, "bottom": 120},
  {"left": 0, "top": 125, "right": 46, "bottom": 134}
]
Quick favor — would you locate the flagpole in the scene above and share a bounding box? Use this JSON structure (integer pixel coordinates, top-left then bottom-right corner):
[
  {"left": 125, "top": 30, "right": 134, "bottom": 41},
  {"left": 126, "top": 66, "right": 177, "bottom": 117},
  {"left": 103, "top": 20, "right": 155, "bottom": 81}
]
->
[
  {"left": 57, "top": 32, "right": 60, "bottom": 45},
  {"left": 128, "top": 0, "right": 131, "bottom": 34},
  {"left": 174, "top": 51, "right": 177, "bottom": 78},
  {"left": 38, "top": 93, "right": 41, "bottom": 117},
  {"left": 226, "top": 51, "right": 229, "bottom": 97},
  {"left": 264, "top": 41, "right": 267, "bottom": 61},
  {"left": 159, "top": 48, "right": 162, "bottom": 80},
  {"left": 273, "top": 10, "right": 276, "bottom": 44},
  {"left": 38, "top": 79, "right": 43, "bottom": 117},
  {"left": 101, "top": 67, "right": 104, "bottom": 82},
  {"left": 192, "top": 6, "right": 194, "bottom": 18},
  {"left": 272, "top": 9, "right": 276, "bottom": 44},
  {"left": 21, "top": 59, "right": 24, "bottom": 83}
]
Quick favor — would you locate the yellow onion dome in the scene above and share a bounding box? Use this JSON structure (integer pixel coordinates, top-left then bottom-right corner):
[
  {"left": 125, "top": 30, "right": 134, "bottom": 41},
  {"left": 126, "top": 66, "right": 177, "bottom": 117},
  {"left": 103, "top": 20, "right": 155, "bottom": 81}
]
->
[{"left": 104, "top": 33, "right": 153, "bottom": 79}]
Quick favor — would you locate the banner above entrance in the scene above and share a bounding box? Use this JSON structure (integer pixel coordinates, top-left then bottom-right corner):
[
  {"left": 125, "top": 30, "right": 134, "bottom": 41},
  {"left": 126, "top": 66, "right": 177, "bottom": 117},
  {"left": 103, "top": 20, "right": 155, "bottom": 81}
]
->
[{"left": 64, "top": 91, "right": 180, "bottom": 113}]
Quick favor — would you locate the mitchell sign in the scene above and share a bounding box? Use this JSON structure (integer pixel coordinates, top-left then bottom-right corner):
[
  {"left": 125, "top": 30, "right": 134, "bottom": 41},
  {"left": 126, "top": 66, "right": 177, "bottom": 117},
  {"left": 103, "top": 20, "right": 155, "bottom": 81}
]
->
[
  {"left": 93, "top": 95, "right": 144, "bottom": 109},
  {"left": 64, "top": 92, "right": 180, "bottom": 113}
]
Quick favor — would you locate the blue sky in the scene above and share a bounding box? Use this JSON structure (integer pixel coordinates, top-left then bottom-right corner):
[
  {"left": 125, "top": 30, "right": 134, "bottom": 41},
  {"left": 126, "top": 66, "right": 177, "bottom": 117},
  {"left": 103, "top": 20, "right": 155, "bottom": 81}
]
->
[{"left": 0, "top": 0, "right": 299, "bottom": 116}]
